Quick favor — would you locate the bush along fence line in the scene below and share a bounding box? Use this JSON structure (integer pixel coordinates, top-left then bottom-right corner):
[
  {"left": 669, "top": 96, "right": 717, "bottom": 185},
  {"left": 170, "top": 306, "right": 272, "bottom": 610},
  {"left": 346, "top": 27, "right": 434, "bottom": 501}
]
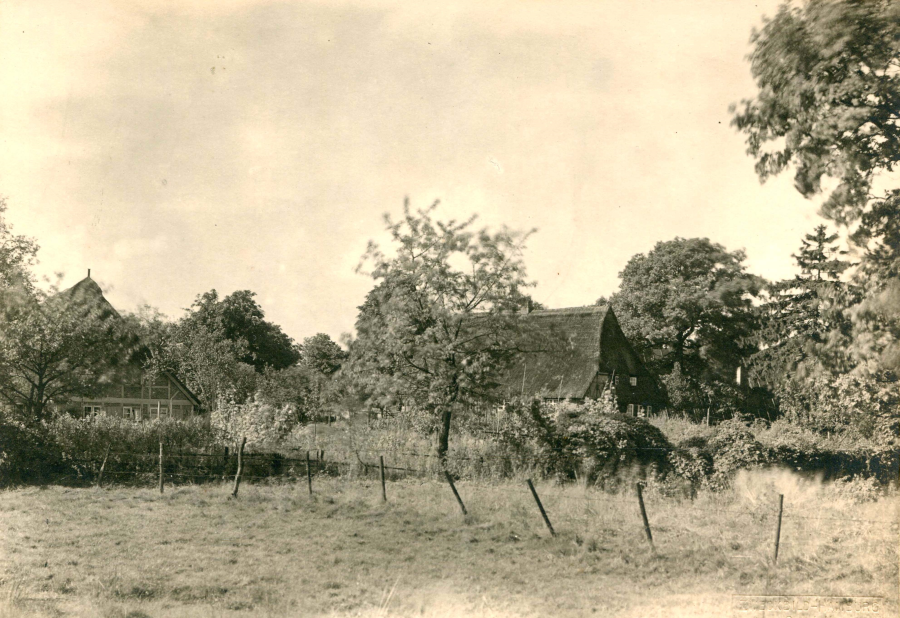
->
[
  {"left": 56, "top": 441, "right": 900, "bottom": 493},
  {"left": 33, "top": 441, "right": 899, "bottom": 566}
]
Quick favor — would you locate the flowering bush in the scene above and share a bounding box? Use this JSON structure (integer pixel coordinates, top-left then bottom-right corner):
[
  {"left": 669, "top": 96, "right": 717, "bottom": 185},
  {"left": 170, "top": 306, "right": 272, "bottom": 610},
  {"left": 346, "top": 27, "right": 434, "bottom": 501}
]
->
[{"left": 212, "top": 395, "right": 299, "bottom": 448}]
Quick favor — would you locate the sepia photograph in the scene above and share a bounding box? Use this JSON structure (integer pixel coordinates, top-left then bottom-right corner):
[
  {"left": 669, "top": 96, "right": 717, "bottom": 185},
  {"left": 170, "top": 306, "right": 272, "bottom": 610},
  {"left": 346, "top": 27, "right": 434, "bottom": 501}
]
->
[{"left": 0, "top": 0, "right": 897, "bottom": 616}]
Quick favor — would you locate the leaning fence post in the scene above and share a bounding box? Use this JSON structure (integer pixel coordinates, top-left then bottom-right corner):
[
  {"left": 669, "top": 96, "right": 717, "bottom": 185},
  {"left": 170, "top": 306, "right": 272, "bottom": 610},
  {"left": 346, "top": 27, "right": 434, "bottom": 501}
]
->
[
  {"left": 525, "top": 479, "right": 556, "bottom": 537},
  {"left": 636, "top": 482, "right": 655, "bottom": 551},
  {"left": 158, "top": 440, "right": 165, "bottom": 494},
  {"left": 231, "top": 437, "right": 247, "bottom": 498},
  {"left": 306, "top": 450, "right": 313, "bottom": 496},
  {"left": 443, "top": 470, "right": 467, "bottom": 515},
  {"left": 773, "top": 493, "right": 784, "bottom": 563},
  {"left": 96, "top": 443, "right": 111, "bottom": 488},
  {"left": 379, "top": 455, "right": 387, "bottom": 502}
]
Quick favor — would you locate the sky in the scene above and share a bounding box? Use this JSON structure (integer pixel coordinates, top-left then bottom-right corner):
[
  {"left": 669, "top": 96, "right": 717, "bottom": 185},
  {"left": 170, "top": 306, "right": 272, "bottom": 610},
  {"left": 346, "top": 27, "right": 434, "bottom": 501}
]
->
[{"left": 0, "top": 0, "right": 830, "bottom": 345}]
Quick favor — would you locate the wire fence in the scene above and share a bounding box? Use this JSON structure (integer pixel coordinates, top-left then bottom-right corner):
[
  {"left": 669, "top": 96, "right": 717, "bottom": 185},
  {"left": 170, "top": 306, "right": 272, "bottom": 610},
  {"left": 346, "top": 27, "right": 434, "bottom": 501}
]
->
[{"left": 56, "top": 443, "right": 900, "bottom": 532}]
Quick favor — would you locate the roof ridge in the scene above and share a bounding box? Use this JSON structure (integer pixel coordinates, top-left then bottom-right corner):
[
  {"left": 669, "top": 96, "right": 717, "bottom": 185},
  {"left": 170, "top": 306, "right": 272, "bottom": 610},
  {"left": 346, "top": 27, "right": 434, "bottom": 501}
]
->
[{"left": 530, "top": 305, "right": 607, "bottom": 316}]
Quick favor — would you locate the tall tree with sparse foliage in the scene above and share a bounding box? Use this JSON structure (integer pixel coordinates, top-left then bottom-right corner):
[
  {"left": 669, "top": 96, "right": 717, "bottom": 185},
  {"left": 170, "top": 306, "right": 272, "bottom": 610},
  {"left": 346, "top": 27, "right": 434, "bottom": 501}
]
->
[{"left": 348, "top": 200, "right": 538, "bottom": 461}]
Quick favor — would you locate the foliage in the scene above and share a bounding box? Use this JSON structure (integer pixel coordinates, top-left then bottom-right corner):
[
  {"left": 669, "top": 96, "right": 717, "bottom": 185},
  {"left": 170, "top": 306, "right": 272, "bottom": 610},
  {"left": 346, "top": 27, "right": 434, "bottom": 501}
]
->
[
  {"left": 731, "top": 0, "right": 900, "bottom": 373},
  {"left": 128, "top": 307, "right": 257, "bottom": 412},
  {"left": 0, "top": 419, "right": 67, "bottom": 486},
  {"left": 752, "top": 225, "right": 859, "bottom": 380},
  {"left": 183, "top": 289, "right": 300, "bottom": 371},
  {"left": 0, "top": 197, "right": 38, "bottom": 292},
  {"left": 705, "top": 418, "right": 770, "bottom": 488},
  {"left": 602, "top": 238, "right": 762, "bottom": 414},
  {"left": 255, "top": 365, "right": 315, "bottom": 418},
  {"left": 348, "top": 199, "right": 538, "bottom": 459},
  {"left": 47, "top": 414, "right": 222, "bottom": 459},
  {"left": 775, "top": 371, "right": 900, "bottom": 444},
  {"left": 496, "top": 399, "right": 672, "bottom": 485},
  {"left": 300, "top": 333, "right": 347, "bottom": 376},
  {"left": 731, "top": 0, "right": 899, "bottom": 242},
  {"left": 211, "top": 396, "right": 299, "bottom": 448},
  {"left": 0, "top": 285, "right": 136, "bottom": 425}
]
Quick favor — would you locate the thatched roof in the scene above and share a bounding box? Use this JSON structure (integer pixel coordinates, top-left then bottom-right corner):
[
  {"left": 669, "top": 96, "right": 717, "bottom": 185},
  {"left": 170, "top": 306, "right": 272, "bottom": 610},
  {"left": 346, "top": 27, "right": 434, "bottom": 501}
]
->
[
  {"left": 53, "top": 275, "right": 121, "bottom": 320},
  {"left": 502, "top": 305, "right": 654, "bottom": 400},
  {"left": 502, "top": 306, "right": 603, "bottom": 399}
]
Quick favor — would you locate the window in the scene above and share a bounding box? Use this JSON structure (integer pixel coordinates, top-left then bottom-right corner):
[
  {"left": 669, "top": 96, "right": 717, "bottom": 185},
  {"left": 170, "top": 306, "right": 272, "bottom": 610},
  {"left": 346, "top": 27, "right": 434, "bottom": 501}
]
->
[
  {"left": 629, "top": 377, "right": 638, "bottom": 387},
  {"left": 83, "top": 405, "right": 102, "bottom": 418},
  {"left": 647, "top": 406, "right": 653, "bottom": 416},
  {"left": 123, "top": 406, "right": 139, "bottom": 421},
  {"left": 626, "top": 404, "right": 635, "bottom": 416},
  {"left": 614, "top": 375, "right": 620, "bottom": 385},
  {"left": 637, "top": 405, "right": 646, "bottom": 417}
]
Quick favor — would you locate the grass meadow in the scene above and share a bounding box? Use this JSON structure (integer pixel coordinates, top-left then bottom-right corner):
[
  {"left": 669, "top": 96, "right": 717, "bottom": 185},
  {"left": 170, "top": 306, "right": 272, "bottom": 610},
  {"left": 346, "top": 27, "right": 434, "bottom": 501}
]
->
[{"left": 0, "top": 468, "right": 896, "bottom": 618}]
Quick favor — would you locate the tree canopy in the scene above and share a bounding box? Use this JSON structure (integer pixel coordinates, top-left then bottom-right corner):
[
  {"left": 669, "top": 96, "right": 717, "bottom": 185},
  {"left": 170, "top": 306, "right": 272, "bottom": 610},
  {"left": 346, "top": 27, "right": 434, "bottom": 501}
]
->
[
  {"left": 0, "top": 285, "right": 136, "bottom": 424},
  {"left": 0, "top": 198, "right": 38, "bottom": 292},
  {"left": 731, "top": 0, "right": 900, "bottom": 271},
  {"left": 184, "top": 289, "right": 300, "bottom": 372},
  {"left": 600, "top": 238, "right": 762, "bottom": 414},
  {"left": 752, "top": 225, "right": 858, "bottom": 381},
  {"left": 348, "top": 200, "right": 536, "bottom": 459},
  {"left": 732, "top": 0, "right": 900, "bottom": 374},
  {"left": 300, "top": 333, "right": 347, "bottom": 376}
]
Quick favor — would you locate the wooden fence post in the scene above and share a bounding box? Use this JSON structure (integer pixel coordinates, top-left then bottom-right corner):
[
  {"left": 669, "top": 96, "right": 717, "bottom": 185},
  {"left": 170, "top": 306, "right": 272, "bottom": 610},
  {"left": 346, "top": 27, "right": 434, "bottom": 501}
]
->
[
  {"left": 443, "top": 470, "right": 467, "bottom": 515},
  {"left": 379, "top": 455, "right": 387, "bottom": 502},
  {"left": 96, "top": 444, "right": 111, "bottom": 488},
  {"left": 773, "top": 494, "right": 784, "bottom": 563},
  {"left": 306, "top": 450, "right": 313, "bottom": 496},
  {"left": 525, "top": 479, "right": 556, "bottom": 537},
  {"left": 158, "top": 440, "right": 164, "bottom": 494},
  {"left": 636, "top": 483, "right": 654, "bottom": 551},
  {"left": 231, "top": 437, "right": 247, "bottom": 498}
]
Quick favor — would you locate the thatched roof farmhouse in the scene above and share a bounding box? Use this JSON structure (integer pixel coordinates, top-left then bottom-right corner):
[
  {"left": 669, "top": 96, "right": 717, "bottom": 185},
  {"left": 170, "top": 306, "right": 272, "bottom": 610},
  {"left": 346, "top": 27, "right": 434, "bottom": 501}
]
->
[
  {"left": 503, "top": 305, "right": 665, "bottom": 415},
  {"left": 54, "top": 273, "right": 202, "bottom": 420}
]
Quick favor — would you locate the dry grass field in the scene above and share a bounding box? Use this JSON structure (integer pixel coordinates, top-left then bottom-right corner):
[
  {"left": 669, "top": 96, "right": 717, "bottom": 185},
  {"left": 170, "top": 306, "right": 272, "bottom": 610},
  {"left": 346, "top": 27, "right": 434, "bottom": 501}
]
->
[{"left": 0, "top": 470, "right": 896, "bottom": 618}]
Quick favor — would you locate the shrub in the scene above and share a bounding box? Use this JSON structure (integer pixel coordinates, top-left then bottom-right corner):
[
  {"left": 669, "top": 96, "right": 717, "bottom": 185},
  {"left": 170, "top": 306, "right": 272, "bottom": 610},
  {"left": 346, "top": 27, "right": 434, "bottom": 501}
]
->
[
  {"left": 776, "top": 372, "right": 900, "bottom": 445},
  {"left": 212, "top": 396, "right": 300, "bottom": 448},
  {"left": 705, "top": 418, "right": 769, "bottom": 489},
  {"left": 48, "top": 414, "right": 221, "bottom": 458},
  {"left": 497, "top": 399, "right": 672, "bottom": 486},
  {"left": 0, "top": 421, "right": 69, "bottom": 486}
]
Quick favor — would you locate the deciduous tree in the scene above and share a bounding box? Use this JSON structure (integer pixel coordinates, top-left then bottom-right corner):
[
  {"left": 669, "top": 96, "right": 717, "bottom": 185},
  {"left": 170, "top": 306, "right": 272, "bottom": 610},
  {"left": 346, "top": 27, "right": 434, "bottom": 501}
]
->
[
  {"left": 0, "top": 285, "right": 133, "bottom": 424},
  {"left": 348, "top": 200, "right": 537, "bottom": 461},
  {"left": 185, "top": 290, "right": 300, "bottom": 372},
  {"left": 601, "top": 238, "right": 763, "bottom": 413},
  {"left": 731, "top": 0, "right": 900, "bottom": 373}
]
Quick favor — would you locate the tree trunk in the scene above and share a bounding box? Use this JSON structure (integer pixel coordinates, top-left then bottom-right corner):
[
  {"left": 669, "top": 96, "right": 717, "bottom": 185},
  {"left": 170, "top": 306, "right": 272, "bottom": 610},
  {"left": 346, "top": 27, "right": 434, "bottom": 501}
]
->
[{"left": 437, "top": 408, "right": 452, "bottom": 466}]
